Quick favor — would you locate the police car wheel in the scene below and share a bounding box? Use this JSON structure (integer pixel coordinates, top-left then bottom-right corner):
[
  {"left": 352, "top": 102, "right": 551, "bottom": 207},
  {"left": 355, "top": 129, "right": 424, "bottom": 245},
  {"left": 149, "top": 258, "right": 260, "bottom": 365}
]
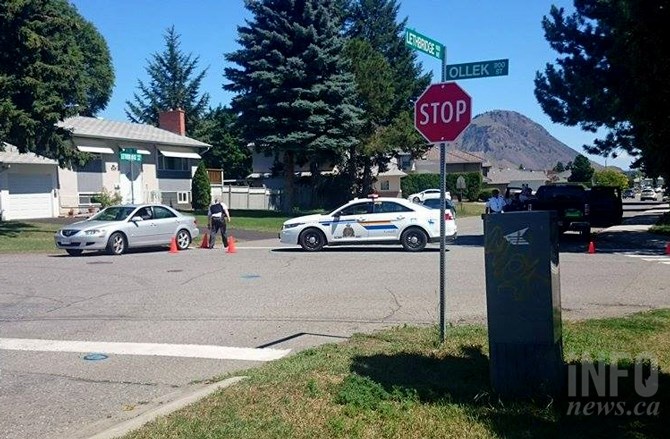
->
[
  {"left": 299, "top": 228, "right": 325, "bottom": 252},
  {"left": 401, "top": 227, "right": 427, "bottom": 252}
]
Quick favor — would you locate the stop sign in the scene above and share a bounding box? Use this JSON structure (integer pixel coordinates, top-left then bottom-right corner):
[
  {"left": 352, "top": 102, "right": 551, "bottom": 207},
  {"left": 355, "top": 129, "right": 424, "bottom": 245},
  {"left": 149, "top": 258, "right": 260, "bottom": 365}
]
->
[{"left": 414, "top": 82, "right": 471, "bottom": 143}]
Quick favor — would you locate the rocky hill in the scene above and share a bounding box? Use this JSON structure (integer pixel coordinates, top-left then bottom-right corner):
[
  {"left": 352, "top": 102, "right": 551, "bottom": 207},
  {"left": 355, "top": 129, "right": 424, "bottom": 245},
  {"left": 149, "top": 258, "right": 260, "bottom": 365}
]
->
[{"left": 450, "top": 110, "right": 589, "bottom": 170}]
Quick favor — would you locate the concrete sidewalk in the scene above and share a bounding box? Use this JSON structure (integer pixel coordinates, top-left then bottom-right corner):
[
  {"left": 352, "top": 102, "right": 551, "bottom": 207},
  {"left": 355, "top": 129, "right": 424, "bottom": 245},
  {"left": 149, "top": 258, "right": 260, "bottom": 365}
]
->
[{"left": 596, "top": 206, "right": 669, "bottom": 251}]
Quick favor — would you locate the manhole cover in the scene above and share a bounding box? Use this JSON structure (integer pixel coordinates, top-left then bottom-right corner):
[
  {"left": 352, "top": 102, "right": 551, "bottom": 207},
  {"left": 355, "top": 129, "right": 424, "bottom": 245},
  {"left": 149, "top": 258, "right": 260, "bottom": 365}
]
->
[{"left": 83, "top": 353, "right": 108, "bottom": 361}]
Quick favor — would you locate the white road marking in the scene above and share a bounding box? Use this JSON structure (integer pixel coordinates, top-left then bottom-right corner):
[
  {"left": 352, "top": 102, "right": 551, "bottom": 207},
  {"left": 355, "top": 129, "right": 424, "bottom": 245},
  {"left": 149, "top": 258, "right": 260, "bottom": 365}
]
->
[{"left": 0, "top": 338, "right": 290, "bottom": 361}]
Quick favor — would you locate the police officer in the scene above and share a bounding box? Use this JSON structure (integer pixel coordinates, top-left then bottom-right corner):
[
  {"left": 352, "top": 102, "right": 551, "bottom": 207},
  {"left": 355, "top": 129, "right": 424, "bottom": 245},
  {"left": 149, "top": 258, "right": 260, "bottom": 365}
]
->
[
  {"left": 485, "top": 189, "right": 507, "bottom": 214},
  {"left": 208, "top": 198, "right": 231, "bottom": 249}
]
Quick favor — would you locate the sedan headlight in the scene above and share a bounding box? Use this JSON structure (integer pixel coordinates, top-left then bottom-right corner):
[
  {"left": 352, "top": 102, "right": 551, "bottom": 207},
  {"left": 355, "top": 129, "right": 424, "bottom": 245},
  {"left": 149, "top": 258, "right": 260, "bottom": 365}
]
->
[
  {"left": 84, "top": 229, "right": 106, "bottom": 236},
  {"left": 282, "top": 222, "right": 303, "bottom": 230}
]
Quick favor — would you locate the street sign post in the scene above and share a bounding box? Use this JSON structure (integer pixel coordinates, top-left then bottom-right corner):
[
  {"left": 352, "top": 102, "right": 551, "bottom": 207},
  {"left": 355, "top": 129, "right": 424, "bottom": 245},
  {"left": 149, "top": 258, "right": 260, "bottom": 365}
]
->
[
  {"left": 405, "top": 29, "right": 445, "bottom": 61},
  {"left": 456, "top": 175, "right": 467, "bottom": 211},
  {"left": 445, "top": 58, "right": 509, "bottom": 81},
  {"left": 414, "top": 82, "right": 472, "bottom": 143},
  {"left": 406, "top": 28, "right": 450, "bottom": 343},
  {"left": 119, "top": 148, "right": 141, "bottom": 203}
]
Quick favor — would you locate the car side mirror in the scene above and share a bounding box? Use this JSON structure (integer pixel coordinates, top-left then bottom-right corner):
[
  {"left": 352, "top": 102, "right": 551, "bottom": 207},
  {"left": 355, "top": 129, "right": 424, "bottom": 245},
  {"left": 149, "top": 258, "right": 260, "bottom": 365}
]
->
[
  {"left": 131, "top": 216, "right": 144, "bottom": 222},
  {"left": 333, "top": 212, "right": 341, "bottom": 218}
]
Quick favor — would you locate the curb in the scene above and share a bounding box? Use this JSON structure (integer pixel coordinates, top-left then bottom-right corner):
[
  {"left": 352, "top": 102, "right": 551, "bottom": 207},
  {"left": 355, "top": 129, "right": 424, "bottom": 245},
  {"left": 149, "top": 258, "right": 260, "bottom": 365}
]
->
[{"left": 87, "top": 376, "right": 247, "bottom": 439}]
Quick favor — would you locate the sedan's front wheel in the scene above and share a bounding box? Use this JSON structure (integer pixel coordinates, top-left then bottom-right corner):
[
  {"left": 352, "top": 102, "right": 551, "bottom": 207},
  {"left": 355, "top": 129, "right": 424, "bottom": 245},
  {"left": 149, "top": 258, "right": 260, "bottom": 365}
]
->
[
  {"left": 401, "top": 227, "right": 428, "bottom": 252},
  {"left": 176, "top": 229, "right": 191, "bottom": 250},
  {"left": 299, "top": 228, "right": 326, "bottom": 252},
  {"left": 106, "top": 232, "right": 126, "bottom": 255}
]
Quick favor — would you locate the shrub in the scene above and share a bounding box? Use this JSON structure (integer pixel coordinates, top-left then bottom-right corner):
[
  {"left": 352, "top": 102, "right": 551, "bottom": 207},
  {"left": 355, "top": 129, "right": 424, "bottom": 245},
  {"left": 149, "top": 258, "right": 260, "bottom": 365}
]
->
[
  {"left": 91, "top": 188, "right": 122, "bottom": 207},
  {"left": 478, "top": 189, "right": 494, "bottom": 202},
  {"left": 191, "top": 162, "right": 211, "bottom": 210}
]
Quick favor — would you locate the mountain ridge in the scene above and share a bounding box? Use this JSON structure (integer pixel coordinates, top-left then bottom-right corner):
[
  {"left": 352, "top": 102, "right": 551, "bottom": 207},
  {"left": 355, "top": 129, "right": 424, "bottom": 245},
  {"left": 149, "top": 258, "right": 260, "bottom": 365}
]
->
[{"left": 448, "top": 110, "right": 593, "bottom": 171}]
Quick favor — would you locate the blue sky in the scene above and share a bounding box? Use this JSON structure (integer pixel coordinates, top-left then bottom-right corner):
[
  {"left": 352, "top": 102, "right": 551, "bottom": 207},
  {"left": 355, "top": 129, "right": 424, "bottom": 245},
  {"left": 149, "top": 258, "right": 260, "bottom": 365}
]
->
[{"left": 70, "top": 0, "right": 632, "bottom": 169}]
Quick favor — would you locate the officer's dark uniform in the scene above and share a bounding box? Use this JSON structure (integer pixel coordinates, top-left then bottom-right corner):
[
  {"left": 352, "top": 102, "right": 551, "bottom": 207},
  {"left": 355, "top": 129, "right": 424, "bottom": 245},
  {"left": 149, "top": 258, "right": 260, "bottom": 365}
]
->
[{"left": 208, "top": 202, "right": 228, "bottom": 249}]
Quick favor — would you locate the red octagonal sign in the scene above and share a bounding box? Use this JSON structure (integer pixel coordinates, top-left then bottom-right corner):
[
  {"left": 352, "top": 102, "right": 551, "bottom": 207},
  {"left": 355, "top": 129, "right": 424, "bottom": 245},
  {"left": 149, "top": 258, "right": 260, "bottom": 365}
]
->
[{"left": 414, "top": 82, "right": 472, "bottom": 143}]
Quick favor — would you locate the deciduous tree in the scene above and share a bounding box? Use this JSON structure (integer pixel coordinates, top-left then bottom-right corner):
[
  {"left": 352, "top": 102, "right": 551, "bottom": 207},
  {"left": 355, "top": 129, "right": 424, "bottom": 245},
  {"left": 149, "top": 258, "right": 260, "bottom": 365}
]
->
[{"left": 593, "top": 168, "right": 629, "bottom": 190}]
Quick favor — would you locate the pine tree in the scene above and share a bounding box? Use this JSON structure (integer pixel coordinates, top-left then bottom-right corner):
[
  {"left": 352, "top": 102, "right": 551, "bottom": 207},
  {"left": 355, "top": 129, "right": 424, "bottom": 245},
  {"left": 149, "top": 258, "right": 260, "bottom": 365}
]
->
[
  {"left": 553, "top": 161, "right": 565, "bottom": 173},
  {"left": 125, "top": 26, "right": 209, "bottom": 133},
  {"left": 535, "top": 0, "right": 670, "bottom": 181},
  {"left": 191, "top": 161, "right": 211, "bottom": 211},
  {"left": 344, "top": 0, "right": 432, "bottom": 194},
  {"left": 568, "top": 155, "right": 595, "bottom": 183},
  {"left": 225, "top": 0, "right": 363, "bottom": 212},
  {"left": 0, "top": 0, "right": 114, "bottom": 164}
]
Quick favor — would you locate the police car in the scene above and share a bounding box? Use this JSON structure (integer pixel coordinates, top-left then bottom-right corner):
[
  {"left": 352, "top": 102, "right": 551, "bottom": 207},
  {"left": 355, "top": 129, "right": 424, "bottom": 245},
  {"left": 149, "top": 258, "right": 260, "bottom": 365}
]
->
[{"left": 279, "top": 196, "right": 457, "bottom": 252}]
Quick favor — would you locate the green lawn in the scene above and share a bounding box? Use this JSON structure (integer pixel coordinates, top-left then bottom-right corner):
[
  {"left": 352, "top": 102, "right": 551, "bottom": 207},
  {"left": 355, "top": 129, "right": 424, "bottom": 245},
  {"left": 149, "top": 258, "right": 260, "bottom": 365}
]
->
[
  {"left": 650, "top": 212, "right": 670, "bottom": 236},
  {"left": 124, "top": 309, "right": 670, "bottom": 439}
]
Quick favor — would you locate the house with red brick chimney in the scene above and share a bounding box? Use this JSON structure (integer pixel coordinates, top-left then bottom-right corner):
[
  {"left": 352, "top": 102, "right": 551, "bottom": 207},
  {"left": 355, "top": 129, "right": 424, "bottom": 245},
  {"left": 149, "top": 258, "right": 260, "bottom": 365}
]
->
[{"left": 51, "top": 109, "right": 210, "bottom": 215}]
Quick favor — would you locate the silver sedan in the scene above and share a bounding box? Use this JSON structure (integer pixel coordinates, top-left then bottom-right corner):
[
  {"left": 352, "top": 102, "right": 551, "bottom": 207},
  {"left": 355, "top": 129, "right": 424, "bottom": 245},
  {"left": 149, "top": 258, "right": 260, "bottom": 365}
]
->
[{"left": 54, "top": 204, "right": 199, "bottom": 256}]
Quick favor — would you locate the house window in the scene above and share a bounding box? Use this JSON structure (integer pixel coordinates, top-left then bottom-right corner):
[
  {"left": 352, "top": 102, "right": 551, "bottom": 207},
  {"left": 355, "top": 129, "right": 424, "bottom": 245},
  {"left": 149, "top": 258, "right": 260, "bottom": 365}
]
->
[
  {"left": 76, "top": 154, "right": 103, "bottom": 172},
  {"left": 177, "top": 191, "right": 190, "bottom": 204},
  {"left": 380, "top": 180, "right": 390, "bottom": 191},
  {"left": 78, "top": 193, "right": 100, "bottom": 205},
  {"left": 158, "top": 155, "right": 189, "bottom": 171}
]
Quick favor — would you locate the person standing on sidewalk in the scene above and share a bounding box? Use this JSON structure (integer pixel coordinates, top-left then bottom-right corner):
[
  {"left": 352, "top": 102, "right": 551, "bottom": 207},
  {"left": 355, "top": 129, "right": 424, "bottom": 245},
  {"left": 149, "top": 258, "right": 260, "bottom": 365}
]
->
[{"left": 208, "top": 198, "right": 231, "bottom": 249}]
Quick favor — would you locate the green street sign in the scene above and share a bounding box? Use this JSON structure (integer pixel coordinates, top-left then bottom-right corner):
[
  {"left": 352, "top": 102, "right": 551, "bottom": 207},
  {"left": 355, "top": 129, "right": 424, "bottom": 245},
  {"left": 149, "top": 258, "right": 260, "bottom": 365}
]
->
[
  {"left": 445, "top": 58, "right": 509, "bottom": 81},
  {"left": 120, "top": 148, "right": 142, "bottom": 162},
  {"left": 405, "top": 29, "right": 445, "bottom": 60}
]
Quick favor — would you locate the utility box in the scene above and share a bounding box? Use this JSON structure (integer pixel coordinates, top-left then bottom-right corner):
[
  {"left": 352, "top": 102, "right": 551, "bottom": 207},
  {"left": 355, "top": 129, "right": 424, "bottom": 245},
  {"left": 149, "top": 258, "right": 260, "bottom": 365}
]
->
[{"left": 483, "top": 211, "right": 563, "bottom": 398}]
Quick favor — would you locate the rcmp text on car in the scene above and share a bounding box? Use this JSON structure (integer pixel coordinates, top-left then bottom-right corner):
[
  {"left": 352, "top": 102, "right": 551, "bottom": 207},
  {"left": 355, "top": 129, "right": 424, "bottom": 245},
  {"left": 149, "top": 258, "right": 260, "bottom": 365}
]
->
[{"left": 280, "top": 196, "right": 457, "bottom": 252}]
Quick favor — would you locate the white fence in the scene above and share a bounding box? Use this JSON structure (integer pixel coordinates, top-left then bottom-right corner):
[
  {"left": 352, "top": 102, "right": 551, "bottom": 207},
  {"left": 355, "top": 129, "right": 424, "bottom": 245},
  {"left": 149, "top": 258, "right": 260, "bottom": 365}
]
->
[{"left": 211, "top": 185, "right": 280, "bottom": 210}]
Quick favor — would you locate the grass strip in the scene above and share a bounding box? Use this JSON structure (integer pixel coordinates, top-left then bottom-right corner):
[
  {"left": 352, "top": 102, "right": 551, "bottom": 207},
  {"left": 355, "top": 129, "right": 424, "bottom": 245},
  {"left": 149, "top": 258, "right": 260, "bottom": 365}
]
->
[{"left": 124, "top": 309, "right": 670, "bottom": 439}]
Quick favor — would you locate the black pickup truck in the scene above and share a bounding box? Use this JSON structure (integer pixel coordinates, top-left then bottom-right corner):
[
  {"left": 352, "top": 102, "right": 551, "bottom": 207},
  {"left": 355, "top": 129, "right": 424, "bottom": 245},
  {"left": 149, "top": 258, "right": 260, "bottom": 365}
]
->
[
  {"left": 527, "top": 184, "right": 591, "bottom": 240},
  {"left": 587, "top": 185, "right": 623, "bottom": 227}
]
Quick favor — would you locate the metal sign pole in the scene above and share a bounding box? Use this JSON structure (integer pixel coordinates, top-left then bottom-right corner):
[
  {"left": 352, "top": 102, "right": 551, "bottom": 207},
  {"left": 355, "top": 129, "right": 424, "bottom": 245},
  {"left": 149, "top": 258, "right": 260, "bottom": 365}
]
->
[
  {"left": 439, "top": 51, "right": 447, "bottom": 343},
  {"left": 130, "top": 158, "right": 135, "bottom": 204}
]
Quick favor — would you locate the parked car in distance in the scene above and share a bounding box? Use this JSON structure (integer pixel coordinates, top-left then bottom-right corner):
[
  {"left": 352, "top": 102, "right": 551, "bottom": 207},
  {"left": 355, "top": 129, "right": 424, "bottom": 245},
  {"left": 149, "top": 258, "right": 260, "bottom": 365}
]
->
[
  {"left": 54, "top": 204, "right": 199, "bottom": 256},
  {"left": 279, "top": 196, "right": 457, "bottom": 252},
  {"left": 640, "top": 188, "right": 658, "bottom": 201},
  {"left": 623, "top": 189, "right": 635, "bottom": 199},
  {"left": 407, "top": 188, "right": 451, "bottom": 203},
  {"left": 421, "top": 197, "right": 456, "bottom": 218}
]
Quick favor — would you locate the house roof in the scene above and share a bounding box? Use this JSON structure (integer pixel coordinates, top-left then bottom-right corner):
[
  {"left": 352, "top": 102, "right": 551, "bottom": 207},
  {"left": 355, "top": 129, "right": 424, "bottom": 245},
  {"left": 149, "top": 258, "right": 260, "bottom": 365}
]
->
[
  {"left": 424, "top": 147, "right": 491, "bottom": 165},
  {"left": 0, "top": 143, "right": 58, "bottom": 165},
  {"left": 58, "top": 116, "right": 210, "bottom": 148},
  {"left": 485, "top": 168, "right": 549, "bottom": 185}
]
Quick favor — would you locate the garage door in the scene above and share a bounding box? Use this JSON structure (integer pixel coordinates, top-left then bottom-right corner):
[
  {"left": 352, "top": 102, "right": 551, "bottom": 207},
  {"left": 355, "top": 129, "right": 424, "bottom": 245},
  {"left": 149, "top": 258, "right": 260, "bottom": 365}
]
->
[{"left": 7, "top": 174, "right": 55, "bottom": 220}]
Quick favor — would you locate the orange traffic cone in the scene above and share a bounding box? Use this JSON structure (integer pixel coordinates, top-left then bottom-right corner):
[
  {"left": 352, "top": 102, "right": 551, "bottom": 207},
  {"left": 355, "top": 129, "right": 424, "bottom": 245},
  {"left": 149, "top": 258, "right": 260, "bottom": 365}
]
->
[
  {"left": 587, "top": 241, "right": 596, "bottom": 254},
  {"left": 169, "top": 236, "right": 178, "bottom": 253},
  {"left": 200, "top": 233, "right": 209, "bottom": 249},
  {"left": 226, "top": 236, "right": 236, "bottom": 253},
  {"left": 665, "top": 242, "right": 670, "bottom": 255}
]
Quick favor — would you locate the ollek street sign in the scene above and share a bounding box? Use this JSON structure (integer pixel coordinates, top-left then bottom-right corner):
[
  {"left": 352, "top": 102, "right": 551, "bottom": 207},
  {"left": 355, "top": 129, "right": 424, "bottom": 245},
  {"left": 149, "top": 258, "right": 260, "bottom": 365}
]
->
[
  {"left": 445, "top": 58, "right": 509, "bottom": 81},
  {"left": 405, "top": 29, "right": 445, "bottom": 60},
  {"left": 414, "top": 82, "right": 472, "bottom": 143}
]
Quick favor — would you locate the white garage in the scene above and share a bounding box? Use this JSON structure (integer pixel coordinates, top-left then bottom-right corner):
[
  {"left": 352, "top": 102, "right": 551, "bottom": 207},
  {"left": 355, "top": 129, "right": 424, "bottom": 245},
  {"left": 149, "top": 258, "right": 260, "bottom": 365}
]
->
[{"left": 0, "top": 143, "right": 59, "bottom": 221}]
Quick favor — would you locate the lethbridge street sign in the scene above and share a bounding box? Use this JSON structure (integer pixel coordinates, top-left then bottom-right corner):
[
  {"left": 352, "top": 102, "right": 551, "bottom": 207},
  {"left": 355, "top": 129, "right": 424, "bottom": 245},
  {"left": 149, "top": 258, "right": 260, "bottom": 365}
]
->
[{"left": 405, "top": 29, "right": 445, "bottom": 60}]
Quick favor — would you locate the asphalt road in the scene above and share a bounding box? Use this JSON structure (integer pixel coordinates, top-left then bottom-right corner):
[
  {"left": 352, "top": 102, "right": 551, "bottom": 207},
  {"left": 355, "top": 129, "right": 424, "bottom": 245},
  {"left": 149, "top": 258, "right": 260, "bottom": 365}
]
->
[{"left": 1, "top": 207, "right": 669, "bottom": 439}]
